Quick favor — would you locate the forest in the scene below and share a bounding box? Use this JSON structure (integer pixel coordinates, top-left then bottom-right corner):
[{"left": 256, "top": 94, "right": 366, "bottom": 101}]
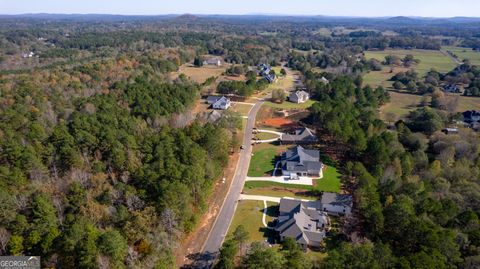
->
[{"left": 1, "top": 14, "right": 480, "bottom": 268}]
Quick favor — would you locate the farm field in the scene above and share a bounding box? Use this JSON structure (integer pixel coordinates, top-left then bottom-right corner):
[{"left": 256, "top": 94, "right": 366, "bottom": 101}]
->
[
  {"left": 227, "top": 200, "right": 278, "bottom": 243},
  {"left": 363, "top": 66, "right": 410, "bottom": 88},
  {"left": 442, "top": 46, "right": 480, "bottom": 65},
  {"left": 380, "top": 91, "right": 480, "bottom": 120},
  {"left": 364, "top": 49, "right": 457, "bottom": 75},
  {"left": 379, "top": 91, "right": 425, "bottom": 120},
  {"left": 247, "top": 143, "right": 287, "bottom": 177},
  {"left": 171, "top": 64, "right": 227, "bottom": 84}
]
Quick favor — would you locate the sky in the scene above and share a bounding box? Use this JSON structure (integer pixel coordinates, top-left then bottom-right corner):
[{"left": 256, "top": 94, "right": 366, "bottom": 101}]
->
[{"left": 1, "top": 0, "right": 480, "bottom": 17}]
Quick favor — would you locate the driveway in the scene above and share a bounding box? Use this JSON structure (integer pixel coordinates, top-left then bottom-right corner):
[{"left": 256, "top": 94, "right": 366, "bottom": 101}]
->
[
  {"left": 252, "top": 129, "right": 283, "bottom": 144},
  {"left": 246, "top": 176, "right": 314, "bottom": 186},
  {"left": 238, "top": 194, "right": 281, "bottom": 203}
]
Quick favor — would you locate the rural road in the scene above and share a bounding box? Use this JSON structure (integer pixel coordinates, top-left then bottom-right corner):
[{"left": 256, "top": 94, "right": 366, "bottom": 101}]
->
[
  {"left": 199, "top": 100, "right": 264, "bottom": 267},
  {"left": 440, "top": 49, "right": 463, "bottom": 65}
]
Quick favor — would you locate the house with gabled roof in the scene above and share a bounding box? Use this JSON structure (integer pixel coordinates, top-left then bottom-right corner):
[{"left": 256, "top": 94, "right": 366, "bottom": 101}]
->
[
  {"left": 281, "top": 127, "right": 318, "bottom": 144},
  {"left": 288, "top": 90, "right": 310, "bottom": 103},
  {"left": 281, "top": 146, "right": 323, "bottom": 177},
  {"left": 206, "top": 96, "right": 231, "bottom": 110},
  {"left": 321, "top": 192, "right": 353, "bottom": 216},
  {"left": 275, "top": 198, "right": 329, "bottom": 249}
]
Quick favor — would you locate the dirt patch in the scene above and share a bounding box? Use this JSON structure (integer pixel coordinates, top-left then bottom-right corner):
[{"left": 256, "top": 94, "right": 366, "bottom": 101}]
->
[
  {"left": 175, "top": 138, "right": 242, "bottom": 267},
  {"left": 260, "top": 117, "right": 300, "bottom": 129}
]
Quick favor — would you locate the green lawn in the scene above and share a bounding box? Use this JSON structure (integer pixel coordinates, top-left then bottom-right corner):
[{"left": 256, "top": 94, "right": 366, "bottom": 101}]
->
[
  {"left": 364, "top": 49, "right": 457, "bottom": 75},
  {"left": 244, "top": 166, "right": 342, "bottom": 193},
  {"left": 254, "top": 132, "right": 280, "bottom": 140},
  {"left": 263, "top": 99, "right": 316, "bottom": 110},
  {"left": 242, "top": 186, "right": 317, "bottom": 200},
  {"left": 244, "top": 180, "right": 314, "bottom": 191},
  {"left": 442, "top": 46, "right": 480, "bottom": 65},
  {"left": 316, "top": 166, "right": 341, "bottom": 193},
  {"left": 247, "top": 143, "right": 286, "bottom": 177},
  {"left": 227, "top": 200, "right": 278, "bottom": 243}
]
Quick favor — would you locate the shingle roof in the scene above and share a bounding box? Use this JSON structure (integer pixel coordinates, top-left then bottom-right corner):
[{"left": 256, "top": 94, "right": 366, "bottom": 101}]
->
[
  {"left": 275, "top": 198, "right": 327, "bottom": 246},
  {"left": 207, "top": 96, "right": 222, "bottom": 104},
  {"left": 321, "top": 192, "right": 353, "bottom": 207},
  {"left": 282, "top": 146, "right": 322, "bottom": 174},
  {"left": 281, "top": 127, "right": 318, "bottom": 143}
]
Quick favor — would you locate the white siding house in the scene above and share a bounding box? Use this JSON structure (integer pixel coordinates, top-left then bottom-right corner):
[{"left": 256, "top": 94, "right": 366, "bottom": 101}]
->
[{"left": 289, "top": 90, "right": 310, "bottom": 103}]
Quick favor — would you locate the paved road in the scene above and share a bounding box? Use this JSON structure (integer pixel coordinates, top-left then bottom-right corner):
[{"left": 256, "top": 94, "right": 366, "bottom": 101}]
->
[{"left": 199, "top": 100, "right": 264, "bottom": 267}]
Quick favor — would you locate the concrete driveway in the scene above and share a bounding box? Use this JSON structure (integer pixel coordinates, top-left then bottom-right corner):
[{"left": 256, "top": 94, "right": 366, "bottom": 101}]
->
[{"left": 246, "top": 176, "right": 314, "bottom": 186}]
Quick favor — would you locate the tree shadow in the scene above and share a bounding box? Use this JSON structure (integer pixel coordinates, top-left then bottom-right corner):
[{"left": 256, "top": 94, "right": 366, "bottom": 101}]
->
[
  {"left": 262, "top": 205, "right": 279, "bottom": 218},
  {"left": 181, "top": 251, "right": 218, "bottom": 269},
  {"left": 258, "top": 227, "right": 278, "bottom": 244}
]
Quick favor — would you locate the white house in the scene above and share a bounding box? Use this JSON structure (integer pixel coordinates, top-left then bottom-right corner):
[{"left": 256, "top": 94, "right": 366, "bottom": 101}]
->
[
  {"left": 320, "top": 192, "right": 353, "bottom": 216},
  {"left": 207, "top": 96, "right": 231, "bottom": 110},
  {"left": 203, "top": 58, "right": 222, "bottom": 66},
  {"left": 289, "top": 90, "right": 310, "bottom": 104}
]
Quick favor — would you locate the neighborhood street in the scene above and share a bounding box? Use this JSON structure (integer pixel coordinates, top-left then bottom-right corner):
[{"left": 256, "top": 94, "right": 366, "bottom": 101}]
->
[{"left": 200, "top": 100, "right": 264, "bottom": 267}]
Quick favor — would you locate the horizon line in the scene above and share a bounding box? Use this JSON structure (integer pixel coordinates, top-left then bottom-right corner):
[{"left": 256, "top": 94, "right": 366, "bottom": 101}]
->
[{"left": 0, "top": 13, "right": 479, "bottom": 19}]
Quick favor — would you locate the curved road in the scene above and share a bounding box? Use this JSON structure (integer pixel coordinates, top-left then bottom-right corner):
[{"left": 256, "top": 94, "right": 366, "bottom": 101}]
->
[{"left": 199, "top": 100, "right": 263, "bottom": 267}]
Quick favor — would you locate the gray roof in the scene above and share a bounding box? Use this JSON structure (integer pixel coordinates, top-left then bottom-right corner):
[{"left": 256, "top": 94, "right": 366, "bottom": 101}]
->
[
  {"left": 213, "top": 96, "right": 230, "bottom": 108},
  {"left": 289, "top": 90, "right": 309, "bottom": 100},
  {"left": 321, "top": 192, "right": 353, "bottom": 208},
  {"left": 207, "top": 96, "right": 222, "bottom": 104},
  {"left": 275, "top": 198, "right": 327, "bottom": 245},
  {"left": 281, "top": 127, "right": 318, "bottom": 143},
  {"left": 282, "top": 146, "right": 322, "bottom": 174}
]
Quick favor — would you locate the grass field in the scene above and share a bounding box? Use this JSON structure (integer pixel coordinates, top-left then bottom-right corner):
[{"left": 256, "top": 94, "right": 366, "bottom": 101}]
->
[
  {"left": 363, "top": 67, "right": 409, "bottom": 88},
  {"left": 263, "top": 100, "right": 316, "bottom": 110},
  {"left": 443, "top": 46, "right": 480, "bottom": 65},
  {"left": 227, "top": 200, "right": 278, "bottom": 243},
  {"left": 230, "top": 103, "right": 253, "bottom": 116},
  {"left": 380, "top": 91, "right": 480, "bottom": 120},
  {"left": 247, "top": 143, "right": 287, "bottom": 177},
  {"left": 379, "top": 91, "right": 425, "bottom": 120},
  {"left": 364, "top": 49, "right": 457, "bottom": 75},
  {"left": 172, "top": 64, "right": 227, "bottom": 84}
]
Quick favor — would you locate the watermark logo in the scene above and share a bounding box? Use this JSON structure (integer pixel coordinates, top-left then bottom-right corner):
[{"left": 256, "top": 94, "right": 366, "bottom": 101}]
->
[{"left": 0, "top": 256, "right": 40, "bottom": 269}]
